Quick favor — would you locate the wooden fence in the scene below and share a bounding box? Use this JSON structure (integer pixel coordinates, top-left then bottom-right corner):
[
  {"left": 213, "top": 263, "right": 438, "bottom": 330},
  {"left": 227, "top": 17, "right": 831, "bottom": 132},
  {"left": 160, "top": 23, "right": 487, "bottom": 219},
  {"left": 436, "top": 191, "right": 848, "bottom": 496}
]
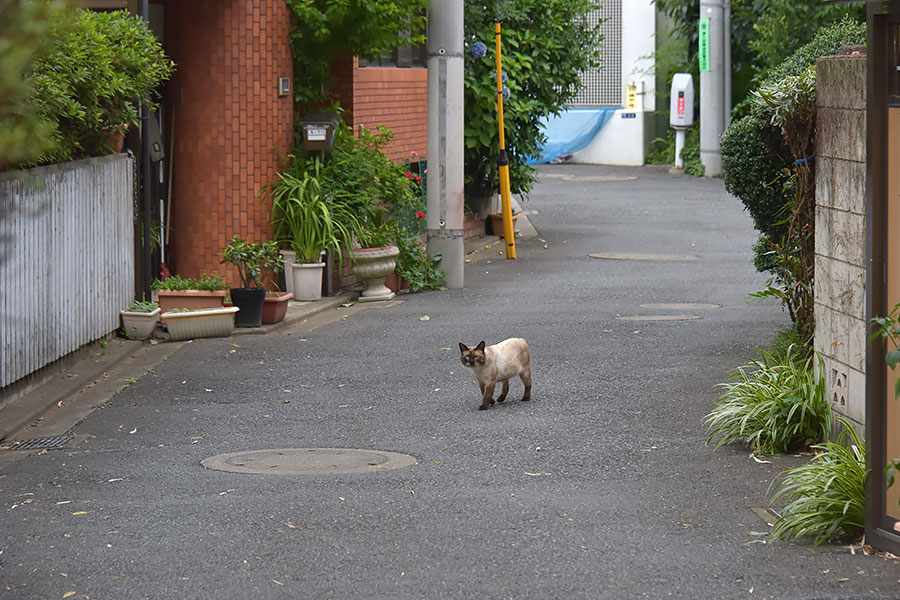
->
[{"left": 0, "top": 154, "right": 135, "bottom": 389}]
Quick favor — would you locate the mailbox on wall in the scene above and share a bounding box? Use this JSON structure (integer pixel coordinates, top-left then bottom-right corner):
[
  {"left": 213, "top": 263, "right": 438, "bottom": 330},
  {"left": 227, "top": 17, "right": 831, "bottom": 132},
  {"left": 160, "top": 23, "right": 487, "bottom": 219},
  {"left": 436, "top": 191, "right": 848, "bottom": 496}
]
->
[{"left": 300, "top": 111, "right": 339, "bottom": 151}]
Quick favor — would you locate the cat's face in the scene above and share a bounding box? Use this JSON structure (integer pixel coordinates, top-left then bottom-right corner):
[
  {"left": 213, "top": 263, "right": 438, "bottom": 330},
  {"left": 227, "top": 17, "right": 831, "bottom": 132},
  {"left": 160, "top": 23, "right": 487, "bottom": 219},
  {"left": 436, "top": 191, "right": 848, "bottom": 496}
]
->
[{"left": 458, "top": 341, "right": 486, "bottom": 368}]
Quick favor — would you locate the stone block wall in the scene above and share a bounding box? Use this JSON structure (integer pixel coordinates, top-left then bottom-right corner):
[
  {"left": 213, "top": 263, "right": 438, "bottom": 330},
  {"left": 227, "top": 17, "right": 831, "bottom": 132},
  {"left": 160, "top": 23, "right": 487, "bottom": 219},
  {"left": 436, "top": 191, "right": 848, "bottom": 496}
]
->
[{"left": 814, "top": 54, "right": 867, "bottom": 429}]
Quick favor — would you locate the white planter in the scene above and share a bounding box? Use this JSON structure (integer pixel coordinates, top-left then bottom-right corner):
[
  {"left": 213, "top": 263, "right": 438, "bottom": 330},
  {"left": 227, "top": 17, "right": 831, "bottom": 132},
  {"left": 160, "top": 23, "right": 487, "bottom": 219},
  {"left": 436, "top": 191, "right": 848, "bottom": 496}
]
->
[
  {"left": 120, "top": 308, "right": 161, "bottom": 340},
  {"left": 279, "top": 250, "right": 296, "bottom": 295},
  {"left": 350, "top": 245, "right": 399, "bottom": 302},
  {"left": 291, "top": 262, "right": 325, "bottom": 301},
  {"left": 161, "top": 306, "right": 239, "bottom": 341}
]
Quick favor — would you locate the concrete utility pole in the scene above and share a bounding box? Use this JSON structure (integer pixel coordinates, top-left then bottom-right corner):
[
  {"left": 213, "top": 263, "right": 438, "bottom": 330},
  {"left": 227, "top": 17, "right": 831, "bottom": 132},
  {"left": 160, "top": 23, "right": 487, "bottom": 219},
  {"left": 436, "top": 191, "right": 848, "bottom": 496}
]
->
[
  {"left": 426, "top": 0, "right": 465, "bottom": 289},
  {"left": 699, "top": 0, "right": 726, "bottom": 176}
]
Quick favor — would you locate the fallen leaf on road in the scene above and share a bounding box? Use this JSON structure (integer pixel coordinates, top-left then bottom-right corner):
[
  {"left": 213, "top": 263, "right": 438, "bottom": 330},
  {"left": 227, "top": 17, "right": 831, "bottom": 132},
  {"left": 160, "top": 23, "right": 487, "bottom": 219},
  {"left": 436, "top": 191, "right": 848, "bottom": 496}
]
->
[
  {"left": 272, "top": 580, "right": 284, "bottom": 586},
  {"left": 63, "top": 592, "right": 77, "bottom": 599},
  {"left": 524, "top": 472, "right": 551, "bottom": 476},
  {"left": 420, "top": 315, "right": 430, "bottom": 321},
  {"left": 285, "top": 522, "right": 297, "bottom": 529},
  {"left": 107, "top": 478, "right": 123, "bottom": 483},
  {"left": 72, "top": 511, "right": 89, "bottom": 516},
  {"left": 751, "top": 455, "right": 773, "bottom": 464},
  {"left": 129, "top": 428, "right": 137, "bottom": 434}
]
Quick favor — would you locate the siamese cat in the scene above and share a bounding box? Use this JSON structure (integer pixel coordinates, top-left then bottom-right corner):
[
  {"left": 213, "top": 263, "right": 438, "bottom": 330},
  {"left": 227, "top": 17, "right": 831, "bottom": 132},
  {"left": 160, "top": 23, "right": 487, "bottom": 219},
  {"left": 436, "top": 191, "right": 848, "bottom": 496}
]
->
[{"left": 458, "top": 338, "right": 532, "bottom": 410}]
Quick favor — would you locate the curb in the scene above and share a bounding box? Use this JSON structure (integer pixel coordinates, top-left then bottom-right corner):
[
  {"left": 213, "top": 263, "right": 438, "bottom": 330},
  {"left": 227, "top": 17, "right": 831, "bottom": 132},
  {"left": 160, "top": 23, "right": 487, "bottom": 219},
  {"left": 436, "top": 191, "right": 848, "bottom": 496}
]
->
[{"left": 0, "top": 293, "right": 359, "bottom": 443}]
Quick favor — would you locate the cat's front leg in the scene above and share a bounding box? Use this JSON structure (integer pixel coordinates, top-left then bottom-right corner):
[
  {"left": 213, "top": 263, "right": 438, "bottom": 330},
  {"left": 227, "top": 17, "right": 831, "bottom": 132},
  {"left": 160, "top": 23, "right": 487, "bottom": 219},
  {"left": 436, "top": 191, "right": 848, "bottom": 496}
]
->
[
  {"left": 496, "top": 379, "right": 509, "bottom": 402},
  {"left": 479, "top": 382, "right": 496, "bottom": 410}
]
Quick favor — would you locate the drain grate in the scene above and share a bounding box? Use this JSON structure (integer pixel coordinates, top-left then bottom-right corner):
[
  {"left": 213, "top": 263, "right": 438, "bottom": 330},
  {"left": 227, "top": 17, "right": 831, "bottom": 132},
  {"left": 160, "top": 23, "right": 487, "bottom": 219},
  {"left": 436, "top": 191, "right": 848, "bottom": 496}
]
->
[{"left": 1, "top": 435, "right": 74, "bottom": 451}]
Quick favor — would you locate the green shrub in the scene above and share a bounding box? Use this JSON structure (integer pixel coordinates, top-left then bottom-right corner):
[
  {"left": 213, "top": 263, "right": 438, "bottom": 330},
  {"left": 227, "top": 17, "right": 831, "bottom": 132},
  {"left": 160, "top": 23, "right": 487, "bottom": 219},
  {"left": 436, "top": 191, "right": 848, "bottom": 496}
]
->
[
  {"left": 757, "top": 16, "right": 866, "bottom": 90},
  {"left": 124, "top": 300, "right": 159, "bottom": 313},
  {"left": 463, "top": 0, "right": 602, "bottom": 201},
  {"left": 723, "top": 18, "right": 866, "bottom": 247},
  {"left": 28, "top": 8, "right": 174, "bottom": 165},
  {"left": 706, "top": 345, "right": 832, "bottom": 455},
  {"left": 721, "top": 115, "right": 792, "bottom": 244},
  {"left": 647, "top": 126, "right": 703, "bottom": 176},
  {"left": 395, "top": 231, "right": 443, "bottom": 292},
  {"left": 284, "top": 0, "right": 427, "bottom": 105},
  {"left": 769, "top": 418, "right": 867, "bottom": 545},
  {"left": 151, "top": 273, "right": 226, "bottom": 291},
  {"left": 0, "top": 0, "right": 67, "bottom": 170}
]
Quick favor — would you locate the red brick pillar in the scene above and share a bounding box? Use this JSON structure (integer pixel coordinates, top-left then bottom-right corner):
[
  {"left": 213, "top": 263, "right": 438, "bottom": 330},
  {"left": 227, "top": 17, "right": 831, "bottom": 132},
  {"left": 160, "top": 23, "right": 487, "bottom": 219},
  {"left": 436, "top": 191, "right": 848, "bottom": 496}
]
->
[{"left": 164, "top": 0, "right": 293, "bottom": 285}]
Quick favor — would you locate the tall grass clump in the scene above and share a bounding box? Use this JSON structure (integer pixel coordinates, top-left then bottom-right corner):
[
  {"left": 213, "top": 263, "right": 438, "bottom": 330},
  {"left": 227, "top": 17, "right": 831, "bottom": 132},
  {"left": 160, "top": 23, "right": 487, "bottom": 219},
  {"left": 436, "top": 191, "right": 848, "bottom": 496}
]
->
[
  {"left": 769, "top": 418, "right": 867, "bottom": 545},
  {"left": 706, "top": 345, "right": 832, "bottom": 455}
]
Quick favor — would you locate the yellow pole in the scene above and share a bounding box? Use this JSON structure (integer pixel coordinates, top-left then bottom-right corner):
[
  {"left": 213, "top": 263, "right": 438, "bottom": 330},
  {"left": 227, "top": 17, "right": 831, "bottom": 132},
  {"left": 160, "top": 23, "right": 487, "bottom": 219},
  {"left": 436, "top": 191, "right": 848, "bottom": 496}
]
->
[{"left": 494, "top": 22, "right": 516, "bottom": 259}]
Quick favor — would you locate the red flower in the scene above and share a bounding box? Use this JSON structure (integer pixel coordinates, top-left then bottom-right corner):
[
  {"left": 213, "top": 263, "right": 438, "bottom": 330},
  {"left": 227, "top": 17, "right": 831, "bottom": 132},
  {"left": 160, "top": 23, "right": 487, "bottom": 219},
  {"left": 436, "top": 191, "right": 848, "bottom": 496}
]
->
[
  {"left": 404, "top": 171, "right": 416, "bottom": 180},
  {"left": 416, "top": 211, "right": 425, "bottom": 219}
]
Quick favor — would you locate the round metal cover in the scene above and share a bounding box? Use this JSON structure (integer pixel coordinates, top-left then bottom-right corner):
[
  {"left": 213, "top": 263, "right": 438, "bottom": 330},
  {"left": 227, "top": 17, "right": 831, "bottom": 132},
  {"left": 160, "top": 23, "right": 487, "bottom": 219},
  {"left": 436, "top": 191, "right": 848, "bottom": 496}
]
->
[
  {"left": 201, "top": 448, "right": 417, "bottom": 475},
  {"left": 616, "top": 315, "right": 702, "bottom": 321},
  {"left": 639, "top": 303, "right": 720, "bottom": 310},
  {"left": 589, "top": 252, "right": 699, "bottom": 262}
]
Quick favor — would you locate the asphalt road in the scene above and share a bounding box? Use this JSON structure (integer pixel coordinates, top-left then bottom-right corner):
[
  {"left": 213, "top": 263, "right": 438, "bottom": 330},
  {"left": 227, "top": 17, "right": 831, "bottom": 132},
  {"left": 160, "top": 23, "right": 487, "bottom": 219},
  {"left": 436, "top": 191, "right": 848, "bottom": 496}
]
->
[{"left": 3, "top": 164, "right": 900, "bottom": 599}]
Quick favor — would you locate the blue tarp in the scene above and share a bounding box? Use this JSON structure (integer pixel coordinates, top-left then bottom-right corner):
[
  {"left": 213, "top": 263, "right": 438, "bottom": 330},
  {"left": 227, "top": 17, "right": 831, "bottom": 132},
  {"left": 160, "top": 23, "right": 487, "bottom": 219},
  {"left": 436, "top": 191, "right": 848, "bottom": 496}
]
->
[{"left": 527, "top": 107, "right": 618, "bottom": 165}]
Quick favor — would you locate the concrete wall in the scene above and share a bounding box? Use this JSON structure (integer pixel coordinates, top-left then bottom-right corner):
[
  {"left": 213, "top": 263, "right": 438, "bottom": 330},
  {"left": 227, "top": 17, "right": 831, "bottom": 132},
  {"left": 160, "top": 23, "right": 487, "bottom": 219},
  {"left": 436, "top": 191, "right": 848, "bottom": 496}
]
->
[
  {"left": 814, "top": 54, "right": 867, "bottom": 429},
  {"left": 573, "top": 0, "right": 657, "bottom": 166}
]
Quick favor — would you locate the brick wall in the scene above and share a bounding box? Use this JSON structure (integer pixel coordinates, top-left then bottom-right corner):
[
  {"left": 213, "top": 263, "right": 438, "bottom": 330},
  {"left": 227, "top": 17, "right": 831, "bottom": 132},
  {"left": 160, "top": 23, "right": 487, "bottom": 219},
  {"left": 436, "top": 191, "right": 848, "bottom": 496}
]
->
[
  {"left": 814, "top": 54, "right": 867, "bottom": 430},
  {"left": 162, "top": 0, "right": 293, "bottom": 285},
  {"left": 332, "top": 57, "right": 428, "bottom": 163}
]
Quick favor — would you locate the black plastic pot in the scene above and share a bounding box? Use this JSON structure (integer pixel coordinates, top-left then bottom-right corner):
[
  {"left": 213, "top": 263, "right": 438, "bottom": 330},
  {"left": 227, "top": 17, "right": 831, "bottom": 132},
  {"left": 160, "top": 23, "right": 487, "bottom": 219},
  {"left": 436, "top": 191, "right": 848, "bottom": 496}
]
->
[{"left": 230, "top": 287, "right": 266, "bottom": 327}]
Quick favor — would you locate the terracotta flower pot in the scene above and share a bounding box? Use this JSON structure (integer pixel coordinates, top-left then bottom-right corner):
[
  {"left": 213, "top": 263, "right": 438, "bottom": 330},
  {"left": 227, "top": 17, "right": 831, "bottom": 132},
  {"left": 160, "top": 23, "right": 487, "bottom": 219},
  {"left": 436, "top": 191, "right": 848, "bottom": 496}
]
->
[
  {"left": 156, "top": 290, "right": 226, "bottom": 314},
  {"left": 262, "top": 291, "right": 293, "bottom": 324}
]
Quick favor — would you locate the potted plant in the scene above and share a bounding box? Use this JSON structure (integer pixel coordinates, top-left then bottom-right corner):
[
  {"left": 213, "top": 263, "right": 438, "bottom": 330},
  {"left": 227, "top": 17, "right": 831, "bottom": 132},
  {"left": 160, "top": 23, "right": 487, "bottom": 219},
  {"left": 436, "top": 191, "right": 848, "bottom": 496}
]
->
[
  {"left": 161, "top": 306, "right": 240, "bottom": 341},
  {"left": 350, "top": 216, "right": 400, "bottom": 302},
  {"left": 487, "top": 210, "right": 520, "bottom": 237},
  {"left": 151, "top": 273, "right": 228, "bottom": 317},
  {"left": 262, "top": 290, "right": 294, "bottom": 325},
  {"left": 120, "top": 300, "right": 160, "bottom": 340},
  {"left": 264, "top": 158, "right": 360, "bottom": 301},
  {"left": 220, "top": 237, "right": 284, "bottom": 327}
]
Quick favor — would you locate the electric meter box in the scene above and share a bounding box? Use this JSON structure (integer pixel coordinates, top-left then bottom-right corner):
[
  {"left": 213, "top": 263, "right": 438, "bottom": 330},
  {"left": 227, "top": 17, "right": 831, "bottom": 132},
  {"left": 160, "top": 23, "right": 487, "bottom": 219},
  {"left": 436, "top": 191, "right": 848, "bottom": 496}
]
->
[{"left": 669, "top": 73, "right": 694, "bottom": 128}]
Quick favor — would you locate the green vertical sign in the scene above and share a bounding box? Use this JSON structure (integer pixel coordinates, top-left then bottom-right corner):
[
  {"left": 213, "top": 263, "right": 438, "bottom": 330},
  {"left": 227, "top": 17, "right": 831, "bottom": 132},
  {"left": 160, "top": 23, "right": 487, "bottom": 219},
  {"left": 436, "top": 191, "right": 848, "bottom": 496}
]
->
[{"left": 698, "top": 19, "right": 710, "bottom": 72}]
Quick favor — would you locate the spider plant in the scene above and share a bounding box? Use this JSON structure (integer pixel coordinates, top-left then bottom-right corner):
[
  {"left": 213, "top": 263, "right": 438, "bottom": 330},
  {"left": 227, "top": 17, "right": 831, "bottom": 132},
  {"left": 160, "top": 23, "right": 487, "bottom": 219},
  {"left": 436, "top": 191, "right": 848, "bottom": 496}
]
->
[
  {"left": 705, "top": 344, "right": 832, "bottom": 455},
  {"left": 264, "top": 158, "right": 361, "bottom": 272},
  {"left": 769, "top": 417, "right": 867, "bottom": 545}
]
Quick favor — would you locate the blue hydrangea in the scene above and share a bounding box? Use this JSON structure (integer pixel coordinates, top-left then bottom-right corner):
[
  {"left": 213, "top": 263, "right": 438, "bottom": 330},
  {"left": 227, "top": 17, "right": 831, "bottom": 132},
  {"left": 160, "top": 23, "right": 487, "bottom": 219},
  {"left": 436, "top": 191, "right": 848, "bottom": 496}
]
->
[
  {"left": 502, "top": 85, "right": 511, "bottom": 101},
  {"left": 471, "top": 41, "right": 487, "bottom": 59}
]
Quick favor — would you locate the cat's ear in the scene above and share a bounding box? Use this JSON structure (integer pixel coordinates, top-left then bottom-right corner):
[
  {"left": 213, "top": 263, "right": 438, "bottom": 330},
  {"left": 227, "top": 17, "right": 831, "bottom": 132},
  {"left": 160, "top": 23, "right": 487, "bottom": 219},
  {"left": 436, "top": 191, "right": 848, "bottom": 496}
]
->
[
  {"left": 476, "top": 341, "right": 486, "bottom": 351},
  {"left": 458, "top": 343, "right": 468, "bottom": 354}
]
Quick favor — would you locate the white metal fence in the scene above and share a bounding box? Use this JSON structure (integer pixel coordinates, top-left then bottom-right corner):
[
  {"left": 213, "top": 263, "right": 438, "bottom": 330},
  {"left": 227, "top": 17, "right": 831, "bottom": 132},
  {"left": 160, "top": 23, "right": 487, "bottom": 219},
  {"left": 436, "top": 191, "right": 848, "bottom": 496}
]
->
[{"left": 0, "top": 154, "right": 135, "bottom": 389}]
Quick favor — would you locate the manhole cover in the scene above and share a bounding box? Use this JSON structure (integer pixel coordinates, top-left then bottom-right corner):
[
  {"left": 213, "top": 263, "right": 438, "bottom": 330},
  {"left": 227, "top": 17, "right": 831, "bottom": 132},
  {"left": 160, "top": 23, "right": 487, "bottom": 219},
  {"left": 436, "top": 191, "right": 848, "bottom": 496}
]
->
[
  {"left": 589, "top": 252, "right": 699, "bottom": 262},
  {"left": 200, "top": 448, "right": 418, "bottom": 475},
  {"left": 639, "top": 303, "right": 721, "bottom": 310},
  {"left": 616, "top": 315, "right": 702, "bottom": 321},
  {"left": 541, "top": 173, "right": 638, "bottom": 183}
]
